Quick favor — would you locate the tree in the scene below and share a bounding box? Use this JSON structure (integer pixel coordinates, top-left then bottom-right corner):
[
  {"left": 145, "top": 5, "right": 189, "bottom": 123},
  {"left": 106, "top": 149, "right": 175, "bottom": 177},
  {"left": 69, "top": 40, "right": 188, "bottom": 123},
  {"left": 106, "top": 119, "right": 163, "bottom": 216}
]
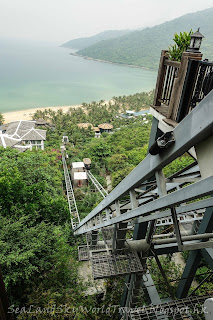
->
[{"left": 0, "top": 112, "right": 4, "bottom": 125}]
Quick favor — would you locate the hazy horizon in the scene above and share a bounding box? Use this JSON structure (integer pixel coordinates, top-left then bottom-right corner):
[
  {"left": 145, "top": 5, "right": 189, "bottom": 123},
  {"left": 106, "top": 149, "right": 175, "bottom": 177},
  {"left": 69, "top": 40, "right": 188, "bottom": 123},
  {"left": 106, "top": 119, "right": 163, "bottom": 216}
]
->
[{"left": 0, "top": 1, "right": 213, "bottom": 44}]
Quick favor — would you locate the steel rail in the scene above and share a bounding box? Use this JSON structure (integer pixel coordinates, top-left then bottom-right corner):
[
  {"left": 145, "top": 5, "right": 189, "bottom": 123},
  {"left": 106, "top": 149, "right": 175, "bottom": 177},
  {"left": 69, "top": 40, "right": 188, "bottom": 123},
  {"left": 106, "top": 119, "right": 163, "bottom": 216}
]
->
[
  {"left": 62, "top": 153, "right": 80, "bottom": 229},
  {"left": 75, "top": 175, "right": 213, "bottom": 234},
  {"left": 87, "top": 171, "right": 108, "bottom": 198}
]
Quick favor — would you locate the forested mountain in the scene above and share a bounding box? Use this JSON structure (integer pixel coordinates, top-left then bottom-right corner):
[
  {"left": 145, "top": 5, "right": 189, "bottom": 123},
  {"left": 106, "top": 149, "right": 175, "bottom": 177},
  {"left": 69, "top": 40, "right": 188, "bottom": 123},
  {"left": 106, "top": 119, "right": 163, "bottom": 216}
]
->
[
  {"left": 77, "top": 8, "right": 213, "bottom": 69},
  {"left": 62, "top": 29, "right": 131, "bottom": 50}
]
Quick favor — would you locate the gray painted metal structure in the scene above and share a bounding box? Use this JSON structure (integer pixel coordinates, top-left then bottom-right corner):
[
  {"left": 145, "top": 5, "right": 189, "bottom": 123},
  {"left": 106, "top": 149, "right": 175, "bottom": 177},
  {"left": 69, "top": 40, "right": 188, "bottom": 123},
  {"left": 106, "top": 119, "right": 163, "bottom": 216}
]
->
[
  {"left": 74, "top": 90, "right": 213, "bottom": 318},
  {"left": 74, "top": 91, "right": 213, "bottom": 235}
]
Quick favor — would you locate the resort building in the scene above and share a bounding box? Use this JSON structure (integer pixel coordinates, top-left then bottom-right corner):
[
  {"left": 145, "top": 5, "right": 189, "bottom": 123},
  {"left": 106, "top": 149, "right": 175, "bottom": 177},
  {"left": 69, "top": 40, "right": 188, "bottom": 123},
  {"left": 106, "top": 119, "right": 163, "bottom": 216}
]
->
[
  {"left": 0, "top": 132, "right": 21, "bottom": 149},
  {"left": 98, "top": 123, "right": 113, "bottom": 133},
  {"left": 1, "top": 120, "right": 46, "bottom": 151},
  {"left": 35, "top": 118, "right": 52, "bottom": 128}
]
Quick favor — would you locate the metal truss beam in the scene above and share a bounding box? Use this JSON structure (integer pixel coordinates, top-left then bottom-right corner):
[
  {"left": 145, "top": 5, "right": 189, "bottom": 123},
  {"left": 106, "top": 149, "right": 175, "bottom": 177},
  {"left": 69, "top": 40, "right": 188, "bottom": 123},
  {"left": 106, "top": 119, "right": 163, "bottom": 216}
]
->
[
  {"left": 75, "top": 91, "right": 213, "bottom": 234},
  {"left": 201, "top": 248, "right": 213, "bottom": 270},
  {"left": 75, "top": 176, "right": 213, "bottom": 234},
  {"left": 176, "top": 205, "right": 213, "bottom": 298}
]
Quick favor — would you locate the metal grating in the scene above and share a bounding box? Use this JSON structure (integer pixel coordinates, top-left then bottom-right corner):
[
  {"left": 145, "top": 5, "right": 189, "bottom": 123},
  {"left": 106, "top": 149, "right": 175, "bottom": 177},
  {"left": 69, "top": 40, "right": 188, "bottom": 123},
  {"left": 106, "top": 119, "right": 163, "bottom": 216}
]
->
[
  {"left": 91, "top": 252, "right": 144, "bottom": 280},
  {"left": 128, "top": 294, "right": 212, "bottom": 320},
  {"left": 78, "top": 246, "right": 90, "bottom": 261},
  {"left": 78, "top": 244, "right": 112, "bottom": 261},
  {"left": 86, "top": 232, "right": 92, "bottom": 246},
  {"left": 102, "top": 227, "right": 114, "bottom": 240}
]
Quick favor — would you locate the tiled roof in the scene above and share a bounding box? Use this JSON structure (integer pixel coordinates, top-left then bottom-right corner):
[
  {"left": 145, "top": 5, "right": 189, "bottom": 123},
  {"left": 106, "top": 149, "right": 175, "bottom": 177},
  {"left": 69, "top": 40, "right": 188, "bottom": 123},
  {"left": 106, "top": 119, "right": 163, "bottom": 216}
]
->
[
  {"left": 35, "top": 129, "right": 46, "bottom": 139},
  {"left": 98, "top": 123, "right": 113, "bottom": 130},
  {"left": 6, "top": 121, "right": 20, "bottom": 136},
  {"left": 0, "top": 133, "right": 21, "bottom": 148},
  {"left": 21, "top": 128, "right": 46, "bottom": 141},
  {"left": 6, "top": 120, "right": 36, "bottom": 138},
  {"left": 77, "top": 123, "right": 94, "bottom": 129},
  {"left": 93, "top": 127, "right": 100, "bottom": 132}
]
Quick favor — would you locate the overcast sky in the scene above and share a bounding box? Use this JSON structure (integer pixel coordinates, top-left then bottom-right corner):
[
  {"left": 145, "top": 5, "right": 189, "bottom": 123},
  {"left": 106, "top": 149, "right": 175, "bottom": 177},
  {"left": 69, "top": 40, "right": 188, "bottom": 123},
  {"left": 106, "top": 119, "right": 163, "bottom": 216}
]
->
[{"left": 0, "top": 0, "right": 212, "bottom": 44}]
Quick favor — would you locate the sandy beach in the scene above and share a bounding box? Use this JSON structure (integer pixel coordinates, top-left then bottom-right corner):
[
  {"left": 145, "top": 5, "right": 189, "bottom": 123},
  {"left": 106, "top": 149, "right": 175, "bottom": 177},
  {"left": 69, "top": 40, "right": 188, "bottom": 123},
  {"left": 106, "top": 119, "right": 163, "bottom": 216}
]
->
[{"left": 2, "top": 104, "right": 83, "bottom": 124}]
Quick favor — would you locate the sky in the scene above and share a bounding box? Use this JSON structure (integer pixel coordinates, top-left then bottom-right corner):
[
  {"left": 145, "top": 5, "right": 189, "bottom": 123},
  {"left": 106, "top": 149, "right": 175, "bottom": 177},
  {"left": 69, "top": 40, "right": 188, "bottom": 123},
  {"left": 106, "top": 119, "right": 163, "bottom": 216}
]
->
[{"left": 0, "top": 0, "right": 212, "bottom": 44}]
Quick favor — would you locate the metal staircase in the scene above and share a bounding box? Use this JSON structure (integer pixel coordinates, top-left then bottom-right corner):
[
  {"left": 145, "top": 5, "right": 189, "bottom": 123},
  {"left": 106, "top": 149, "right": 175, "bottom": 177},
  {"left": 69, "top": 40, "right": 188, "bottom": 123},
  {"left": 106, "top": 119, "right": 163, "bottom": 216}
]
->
[{"left": 74, "top": 91, "right": 213, "bottom": 319}]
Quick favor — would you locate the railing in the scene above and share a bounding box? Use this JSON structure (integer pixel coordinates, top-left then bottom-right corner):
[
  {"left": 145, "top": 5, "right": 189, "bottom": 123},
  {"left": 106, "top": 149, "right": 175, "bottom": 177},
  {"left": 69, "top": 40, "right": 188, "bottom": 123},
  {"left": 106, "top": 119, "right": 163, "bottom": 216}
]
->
[
  {"left": 153, "top": 50, "right": 180, "bottom": 109},
  {"left": 74, "top": 91, "right": 213, "bottom": 243},
  {"left": 176, "top": 59, "right": 213, "bottom": 122},
  {"left": 158, "top": 59, "right": 180, "bottom": 106},
  {"left": 190, "top": 60, "right": 213, "bottom": 109},
  {"left": 153, "top": 50, "right": 203, "bottom": 122}
]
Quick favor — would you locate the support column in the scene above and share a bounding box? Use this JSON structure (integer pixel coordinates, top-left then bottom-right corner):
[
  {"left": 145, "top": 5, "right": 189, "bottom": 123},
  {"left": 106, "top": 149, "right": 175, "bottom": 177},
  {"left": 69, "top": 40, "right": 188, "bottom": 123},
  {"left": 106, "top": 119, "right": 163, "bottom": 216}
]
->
[
  {"left": 176, "top": 206, "right": 213, "bottom": 298},
  {"left": 120, "top": 116, "right": 163, "bottom": 313},
  {"left": 177, "top": 134, "right": 213, "bottom": 298}
]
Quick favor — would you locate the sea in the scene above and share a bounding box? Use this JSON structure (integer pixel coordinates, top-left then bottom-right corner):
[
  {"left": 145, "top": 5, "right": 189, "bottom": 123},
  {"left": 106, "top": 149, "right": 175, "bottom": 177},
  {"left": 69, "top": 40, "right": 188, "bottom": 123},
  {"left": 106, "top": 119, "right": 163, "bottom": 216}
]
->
[{"left": 0, "top": 38, "right": 157, "bottom": 113}]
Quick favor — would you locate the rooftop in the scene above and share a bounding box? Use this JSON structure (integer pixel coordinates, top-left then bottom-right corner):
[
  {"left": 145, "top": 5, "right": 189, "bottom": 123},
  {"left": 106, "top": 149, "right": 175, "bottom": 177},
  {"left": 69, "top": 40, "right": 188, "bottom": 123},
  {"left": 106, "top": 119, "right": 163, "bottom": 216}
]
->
[
  {"left": 77, "top": 123, "right": 94, "bottom": 129},
  {"left": 0, "top": 133, "right": 21, "bottom": 148},
  {"left": 5, "top": 120, "right": 46, "bottom": 141},
  {"left": 98, "top": 123, "right": 113, "bottom": 130}
]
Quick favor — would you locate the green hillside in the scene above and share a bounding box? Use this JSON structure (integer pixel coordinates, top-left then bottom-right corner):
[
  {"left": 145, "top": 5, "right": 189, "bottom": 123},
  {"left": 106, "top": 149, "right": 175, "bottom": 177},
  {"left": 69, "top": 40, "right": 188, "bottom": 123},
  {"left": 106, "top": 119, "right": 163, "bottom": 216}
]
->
[
  {"left": 77, "top": 8, "right": 213, "bottom": 69},
  {"left": 62, "top": 29, "right": 131, "bottom": 50}
]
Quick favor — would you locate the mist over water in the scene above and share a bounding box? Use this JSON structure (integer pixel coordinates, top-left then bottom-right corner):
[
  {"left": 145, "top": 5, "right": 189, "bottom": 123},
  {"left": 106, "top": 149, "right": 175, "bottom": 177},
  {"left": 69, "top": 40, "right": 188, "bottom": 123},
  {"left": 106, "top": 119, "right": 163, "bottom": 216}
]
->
[{"left": 0, "top": 39, "right": 157, "bottom": 113}]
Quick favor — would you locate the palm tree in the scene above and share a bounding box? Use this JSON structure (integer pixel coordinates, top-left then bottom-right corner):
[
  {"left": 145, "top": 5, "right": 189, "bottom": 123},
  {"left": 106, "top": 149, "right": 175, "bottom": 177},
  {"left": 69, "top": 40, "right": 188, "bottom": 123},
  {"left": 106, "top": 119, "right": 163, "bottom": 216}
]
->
[{"left": 0, "top": 113, "right": 5, "bottom": 125}]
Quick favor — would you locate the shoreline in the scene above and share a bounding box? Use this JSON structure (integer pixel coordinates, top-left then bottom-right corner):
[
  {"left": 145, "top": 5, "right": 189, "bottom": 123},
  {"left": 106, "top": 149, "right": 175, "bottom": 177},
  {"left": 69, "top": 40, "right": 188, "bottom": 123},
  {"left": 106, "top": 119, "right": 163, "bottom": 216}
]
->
[
  {"left": 70, "top": 52, "right": 155, "bottom": 71},
  {"left": 2, "top": 104, "right": 83, "bottom": 124}
]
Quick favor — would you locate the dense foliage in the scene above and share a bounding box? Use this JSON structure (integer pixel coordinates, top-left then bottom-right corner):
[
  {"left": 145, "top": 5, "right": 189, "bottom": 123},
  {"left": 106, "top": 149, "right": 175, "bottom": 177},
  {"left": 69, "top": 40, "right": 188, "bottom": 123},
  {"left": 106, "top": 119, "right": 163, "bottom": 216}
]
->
[
  {"left": 0, "top": 148, "right": 100, "bottom": 319},
  {"left": 2, "top": 89, "right": 211, "bottom": 319},
  {"left": 76, "top": 8, "right": 213, "bottom": 69},
  {"left": 33, "top": 92, "right": 154, "bottom": 193},
  {"left": 0, "top": 91, "right": 154, "bottom": 319}
]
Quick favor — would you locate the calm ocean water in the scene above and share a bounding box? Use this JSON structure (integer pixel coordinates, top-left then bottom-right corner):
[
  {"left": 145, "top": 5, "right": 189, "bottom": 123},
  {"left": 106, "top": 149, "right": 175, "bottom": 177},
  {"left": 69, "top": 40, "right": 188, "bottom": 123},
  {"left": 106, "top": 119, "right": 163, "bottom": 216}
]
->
[{"left": 0, "top": 39, "right": 157, "bottom": 113}]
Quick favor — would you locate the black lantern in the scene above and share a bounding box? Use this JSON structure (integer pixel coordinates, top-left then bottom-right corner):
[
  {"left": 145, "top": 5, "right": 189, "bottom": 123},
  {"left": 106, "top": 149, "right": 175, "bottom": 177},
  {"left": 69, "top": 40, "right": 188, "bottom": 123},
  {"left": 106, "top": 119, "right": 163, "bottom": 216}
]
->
[{"left": 187, "top": 28, "right": 204, "bottom": 53}]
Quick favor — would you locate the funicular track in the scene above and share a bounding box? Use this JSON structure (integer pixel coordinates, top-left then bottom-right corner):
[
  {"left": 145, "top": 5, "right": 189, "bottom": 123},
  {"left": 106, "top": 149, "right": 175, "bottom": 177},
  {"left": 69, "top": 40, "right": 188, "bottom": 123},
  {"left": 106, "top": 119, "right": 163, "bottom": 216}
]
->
[
  {"left": 74, "top": 91, "right": 213, "bottom": 319},
  {"left": 62, "top": 153, "right": 109, "bottom": 229},
  {"left": 87, "top": 170, "right": 108, "bottom": 198},
  {"left": 62, "top": 152, "right": 80, "bottom": 229}
]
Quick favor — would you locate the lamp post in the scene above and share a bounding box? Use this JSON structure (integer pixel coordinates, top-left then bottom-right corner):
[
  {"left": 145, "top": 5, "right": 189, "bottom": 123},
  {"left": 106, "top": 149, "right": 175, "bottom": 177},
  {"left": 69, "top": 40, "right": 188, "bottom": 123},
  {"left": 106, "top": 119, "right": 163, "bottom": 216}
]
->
[{"left": 187, "top": 28, "right": 204, "bottom": 53}]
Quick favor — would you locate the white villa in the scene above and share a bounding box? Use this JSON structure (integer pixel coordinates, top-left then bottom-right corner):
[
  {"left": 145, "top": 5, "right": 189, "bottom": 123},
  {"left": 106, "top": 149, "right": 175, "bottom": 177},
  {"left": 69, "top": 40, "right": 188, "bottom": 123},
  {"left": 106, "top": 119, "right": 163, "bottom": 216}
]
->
[{"left": 0, "top": 120, "right": 46, "bottom": 151}]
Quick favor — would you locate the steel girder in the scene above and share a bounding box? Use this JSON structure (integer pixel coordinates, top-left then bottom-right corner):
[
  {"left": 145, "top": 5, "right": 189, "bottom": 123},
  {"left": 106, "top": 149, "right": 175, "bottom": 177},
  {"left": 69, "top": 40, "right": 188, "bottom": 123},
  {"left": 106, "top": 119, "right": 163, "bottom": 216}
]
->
[{"left": 74, "top": 91, "right": 213, "bottom": 235}]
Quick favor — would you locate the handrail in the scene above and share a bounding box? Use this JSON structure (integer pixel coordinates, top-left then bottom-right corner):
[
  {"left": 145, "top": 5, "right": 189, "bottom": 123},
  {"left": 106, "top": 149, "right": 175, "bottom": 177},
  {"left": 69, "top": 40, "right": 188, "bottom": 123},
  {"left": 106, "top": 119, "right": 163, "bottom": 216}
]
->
[
  {"left": 164, "top": 60, "right": 181, "bottom": 68},
  {"left": 160, "top": 58, "right": 180, "bottom": 106}
]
